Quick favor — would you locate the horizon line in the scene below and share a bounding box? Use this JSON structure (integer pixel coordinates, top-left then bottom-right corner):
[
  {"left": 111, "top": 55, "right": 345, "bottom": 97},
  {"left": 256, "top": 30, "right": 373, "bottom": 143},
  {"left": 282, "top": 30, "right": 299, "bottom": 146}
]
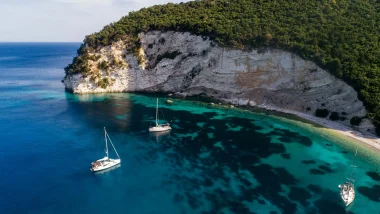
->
[{"left": 0, "top": 41, "right": 82, "bottom": 43}]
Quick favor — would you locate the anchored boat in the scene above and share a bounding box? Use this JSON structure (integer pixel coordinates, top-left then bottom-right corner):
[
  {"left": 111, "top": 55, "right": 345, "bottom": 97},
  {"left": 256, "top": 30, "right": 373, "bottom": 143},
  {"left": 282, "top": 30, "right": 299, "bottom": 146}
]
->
[
  {"left": 90, "top": 127, "right": 121, "bottom": 172},
  {"left": 149, "top": 98, "right": 171, "bottom": 132}
]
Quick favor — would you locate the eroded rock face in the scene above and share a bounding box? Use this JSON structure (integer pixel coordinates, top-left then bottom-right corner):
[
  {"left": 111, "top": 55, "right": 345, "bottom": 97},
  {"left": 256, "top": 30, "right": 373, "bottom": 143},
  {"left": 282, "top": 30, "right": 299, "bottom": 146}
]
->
[{"left": 63, "top": 31, "right": 373, "bottom": 132}]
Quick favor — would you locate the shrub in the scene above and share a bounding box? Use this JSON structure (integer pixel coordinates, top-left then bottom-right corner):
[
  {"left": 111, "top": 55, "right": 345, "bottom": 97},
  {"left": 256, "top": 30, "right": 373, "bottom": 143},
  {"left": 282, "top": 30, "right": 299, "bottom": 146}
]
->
[
  {"left": 159, "top": 38, "right": 165, "bottom": 44},
  {"left": 97, "top": 77, "right": 110, "bottom": 89},
  {"left": 86, "top": 54, "right": 100, "bottom": 62},
  {"left": 329, "top": 112, "right": 340, "bottom": 121},
  {"left": 315, "top": 108, "right": 329, "bottom": 118},
  {"left": 97, "top": 61, "right": 110, "bottom": 70},
  {"left": 111, "top": 58, "right": 118, "bottom": 66},
  {"left": 350, "top": 116, "right": 362, "bottom": 126},
  {"left": 136, "top": 55, "right": 143, "bottom": 65},
  {"left": 111, "top": 58, "right": 124, "bottom": 67},
  {"left": 264, "top": 33, "right": 273, "bottom": 42},
  {"left": 90, "top": 76, "right": 96, "bottom": 82}
]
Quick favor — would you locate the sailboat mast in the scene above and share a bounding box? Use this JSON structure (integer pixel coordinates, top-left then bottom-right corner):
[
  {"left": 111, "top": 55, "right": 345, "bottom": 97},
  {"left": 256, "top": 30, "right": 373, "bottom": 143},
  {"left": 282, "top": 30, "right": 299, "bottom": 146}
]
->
[
  {"left": 104, "top": 127, "right": 109, "bottom": 158},
  {"left": 156, "top": 98, "right": 159, "bottom": 126}
]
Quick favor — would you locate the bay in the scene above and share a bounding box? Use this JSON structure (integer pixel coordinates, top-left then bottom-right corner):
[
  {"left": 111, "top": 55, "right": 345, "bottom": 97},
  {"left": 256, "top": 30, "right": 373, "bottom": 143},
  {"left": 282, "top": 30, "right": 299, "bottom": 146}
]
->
[{"left": 0, "top": 43, "right": 379, "bottom": 214}]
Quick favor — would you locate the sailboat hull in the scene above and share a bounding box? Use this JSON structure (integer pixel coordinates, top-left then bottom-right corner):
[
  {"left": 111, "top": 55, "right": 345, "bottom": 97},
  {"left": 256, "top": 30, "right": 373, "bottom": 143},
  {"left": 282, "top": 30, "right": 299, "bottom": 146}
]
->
[
  {"left": 91, "top": 157, "right": 121, "bottom": 172},
  {"left": 149, "top": 125, "right": 171, "bottom": 132}
]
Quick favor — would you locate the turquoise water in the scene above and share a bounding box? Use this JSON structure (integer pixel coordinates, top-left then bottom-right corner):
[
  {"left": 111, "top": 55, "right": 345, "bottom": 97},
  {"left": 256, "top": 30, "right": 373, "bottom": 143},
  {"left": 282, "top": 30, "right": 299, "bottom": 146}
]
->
[{"left": 0, "top": 43, "right": 379, "bottom": 214}]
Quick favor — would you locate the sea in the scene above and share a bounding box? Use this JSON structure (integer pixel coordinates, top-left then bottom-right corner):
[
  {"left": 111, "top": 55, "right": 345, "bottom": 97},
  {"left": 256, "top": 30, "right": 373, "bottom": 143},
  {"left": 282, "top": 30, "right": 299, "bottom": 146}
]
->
[{"left": 0, "top": 43, "right": 379, "bottom": 214}]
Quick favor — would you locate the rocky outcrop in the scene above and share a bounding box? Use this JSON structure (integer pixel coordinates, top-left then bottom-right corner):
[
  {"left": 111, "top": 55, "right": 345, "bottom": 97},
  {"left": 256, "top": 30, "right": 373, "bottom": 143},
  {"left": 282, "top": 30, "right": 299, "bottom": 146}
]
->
[{"left": 63, "top": 31, "right": 374, "bottom": 133}]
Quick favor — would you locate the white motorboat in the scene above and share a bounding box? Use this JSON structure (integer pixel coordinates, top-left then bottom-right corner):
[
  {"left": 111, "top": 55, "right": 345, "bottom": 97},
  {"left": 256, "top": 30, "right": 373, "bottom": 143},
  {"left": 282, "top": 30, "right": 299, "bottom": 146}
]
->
[
  {"left": 149, "top": 98, "right": 171, "bottom": 132},
  {"left": 338, "top": 149, "right": 357, "bottom": 206},
  {"left": 91, "top": 127, "right": 121, "bottom": 172}
]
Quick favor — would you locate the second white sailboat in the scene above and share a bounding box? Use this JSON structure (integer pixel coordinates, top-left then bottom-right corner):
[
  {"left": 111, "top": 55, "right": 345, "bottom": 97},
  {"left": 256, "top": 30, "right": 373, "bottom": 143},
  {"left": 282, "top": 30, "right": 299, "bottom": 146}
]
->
[{"left": 149, "top": 98, "right": 171, "bottom": 132}]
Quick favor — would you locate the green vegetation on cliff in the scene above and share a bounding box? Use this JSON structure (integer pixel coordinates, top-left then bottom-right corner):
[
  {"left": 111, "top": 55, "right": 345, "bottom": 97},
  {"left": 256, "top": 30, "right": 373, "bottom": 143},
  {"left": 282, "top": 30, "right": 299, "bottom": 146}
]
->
[{"left": 65, "top": 0, "right": 380, "bottom": 134}]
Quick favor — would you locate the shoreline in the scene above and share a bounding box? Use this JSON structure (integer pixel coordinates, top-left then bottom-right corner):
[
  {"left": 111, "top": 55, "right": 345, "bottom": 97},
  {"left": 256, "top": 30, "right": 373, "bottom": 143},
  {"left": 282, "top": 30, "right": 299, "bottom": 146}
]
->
[
  {"left": 168, "top": 93, "right": 380, "bottom": 152},
  {"left": 253, "top": 104, "right": 380, "bottom": 151},
  {"left": 69, "top": 91, "right": 380, "bottom": 152}
]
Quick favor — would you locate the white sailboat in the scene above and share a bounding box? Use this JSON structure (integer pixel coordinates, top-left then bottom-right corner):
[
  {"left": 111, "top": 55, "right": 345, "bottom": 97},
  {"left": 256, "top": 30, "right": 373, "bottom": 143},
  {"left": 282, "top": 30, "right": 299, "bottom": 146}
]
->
[
  {"left": 149, "top": 98, "right": 171, "bottom": 132},
  {"left": 338, "top": 149, "right": 357, "bottom": 206},
  {"left": 90, "top": 127, "right": 121, "bottom": 172}
]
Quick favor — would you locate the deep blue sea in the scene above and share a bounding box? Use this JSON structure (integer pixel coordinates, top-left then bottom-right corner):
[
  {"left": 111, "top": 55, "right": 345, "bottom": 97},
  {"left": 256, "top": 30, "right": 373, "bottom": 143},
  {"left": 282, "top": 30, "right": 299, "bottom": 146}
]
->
[{"left": 0, "top": 43, "right": 379, "bottom": 214}]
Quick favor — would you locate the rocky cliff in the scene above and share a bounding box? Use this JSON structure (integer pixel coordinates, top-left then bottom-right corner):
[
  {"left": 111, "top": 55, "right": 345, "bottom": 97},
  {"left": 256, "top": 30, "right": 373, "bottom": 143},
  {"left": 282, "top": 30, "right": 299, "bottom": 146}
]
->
[{"left": 63, "top": 31, "right": 374, "bottom": 133}]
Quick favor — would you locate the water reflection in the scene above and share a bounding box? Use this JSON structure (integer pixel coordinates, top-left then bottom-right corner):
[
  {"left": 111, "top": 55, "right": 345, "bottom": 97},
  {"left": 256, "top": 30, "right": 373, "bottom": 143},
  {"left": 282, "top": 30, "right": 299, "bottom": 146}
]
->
[
  {"left": 150, "top": 130, "right": 171, "bottom": 143},
  {"left": 65, "top": 93, "right": 134, "bottom": 132}
]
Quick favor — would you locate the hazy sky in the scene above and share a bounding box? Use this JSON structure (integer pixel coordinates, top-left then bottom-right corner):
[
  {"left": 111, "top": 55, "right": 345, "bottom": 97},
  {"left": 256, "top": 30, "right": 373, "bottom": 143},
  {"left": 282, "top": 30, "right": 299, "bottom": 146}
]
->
[{"left": 0, "top": 0, "right": 190, "bottom": 42}]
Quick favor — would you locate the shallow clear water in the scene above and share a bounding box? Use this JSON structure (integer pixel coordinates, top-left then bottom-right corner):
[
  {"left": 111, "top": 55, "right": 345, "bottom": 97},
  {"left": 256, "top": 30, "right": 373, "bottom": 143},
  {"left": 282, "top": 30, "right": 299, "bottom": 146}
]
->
[{"left": 0, "top": 43, "right": 379, "bottom": 214}]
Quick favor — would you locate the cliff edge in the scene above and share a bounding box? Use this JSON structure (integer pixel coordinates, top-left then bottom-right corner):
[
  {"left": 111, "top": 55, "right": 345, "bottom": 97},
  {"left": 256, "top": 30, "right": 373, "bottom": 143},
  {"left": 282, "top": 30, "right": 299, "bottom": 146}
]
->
[{"left": 63, "top": 31, "right": 374, "bottom": 134}]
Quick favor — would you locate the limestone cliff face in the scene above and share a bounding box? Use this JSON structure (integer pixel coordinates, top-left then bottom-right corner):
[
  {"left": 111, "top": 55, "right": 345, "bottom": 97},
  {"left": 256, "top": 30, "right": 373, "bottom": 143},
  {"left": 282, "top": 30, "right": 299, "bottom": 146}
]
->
[{"left": 63, "top": 31, "right": 373, "bottom": 133}]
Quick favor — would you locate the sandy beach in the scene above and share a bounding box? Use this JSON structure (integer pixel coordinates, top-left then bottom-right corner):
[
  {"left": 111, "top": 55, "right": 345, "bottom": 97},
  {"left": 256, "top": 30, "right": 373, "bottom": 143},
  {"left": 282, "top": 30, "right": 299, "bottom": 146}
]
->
[{"left": 257, "top": 104, "right": 380, "bottom": 152}]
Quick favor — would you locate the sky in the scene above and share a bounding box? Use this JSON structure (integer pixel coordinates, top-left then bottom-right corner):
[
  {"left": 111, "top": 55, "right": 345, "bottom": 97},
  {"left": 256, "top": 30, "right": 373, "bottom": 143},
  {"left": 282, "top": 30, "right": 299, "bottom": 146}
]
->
[{"left": 0, "top": 0, "right": 190, "bottom": 42}]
